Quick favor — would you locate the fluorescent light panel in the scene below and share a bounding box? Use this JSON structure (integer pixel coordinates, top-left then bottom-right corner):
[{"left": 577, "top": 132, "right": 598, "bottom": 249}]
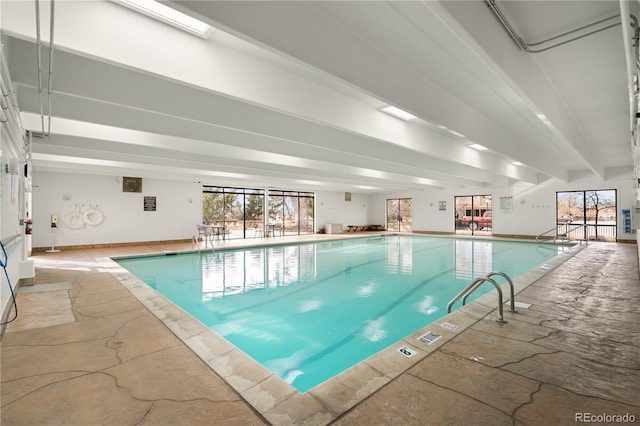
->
[
  {"left": 513, "top": 161, "right": 523, "bottom": 166},
  {"left": 112, "top": 0, "right": 214, "bottom": 38},
  {"left": 468, "top": 143, "right": 488, "bottom": 151},
  {"left": 435, "top": 124, "right": 465, "bottom": 138},
  {"left": 379, "top": 105, "right": 416, "bottom": 121}
]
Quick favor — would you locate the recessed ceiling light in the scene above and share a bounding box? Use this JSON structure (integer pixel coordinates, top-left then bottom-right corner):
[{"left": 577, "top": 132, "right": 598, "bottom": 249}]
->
[
  {"left": 448, "top": 130, "right": 465, "bottom": 138},
  {"left": 111, "top": 0, "right": 214, "bottom": 38},
  {"left": 468, "top": 143, "right": 488, "bottom": 151},
  {"left": 513, "top": 161, "right": 523, "bottom": 166},
  {"left": 379, "top": 105, "right": 416, "bottom": 121}
]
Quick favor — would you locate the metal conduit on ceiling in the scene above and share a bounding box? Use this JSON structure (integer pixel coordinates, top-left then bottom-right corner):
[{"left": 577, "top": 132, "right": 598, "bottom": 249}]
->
[
  {"left": 35, "top": 0, "right": 55, "bottom": 140},
  {"left": 485, "top": 0, "right": 630, "bottom": 53},
  {"left": 487, "top": 0, "right": 640, "bottom": 187}
]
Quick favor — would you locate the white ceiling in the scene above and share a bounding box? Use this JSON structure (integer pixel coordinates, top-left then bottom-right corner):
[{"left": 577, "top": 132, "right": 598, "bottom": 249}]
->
[{"left": 1, "top": 0, "right": 636, "bottom": 193}]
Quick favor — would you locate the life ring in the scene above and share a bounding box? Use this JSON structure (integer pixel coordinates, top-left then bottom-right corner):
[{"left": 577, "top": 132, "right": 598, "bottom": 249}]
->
[
  {"left": 65, "top": 213, "right": 85, "bottom": 230},
  {"left": 83, "top": 209, "right": 105, "bottom": 226}
]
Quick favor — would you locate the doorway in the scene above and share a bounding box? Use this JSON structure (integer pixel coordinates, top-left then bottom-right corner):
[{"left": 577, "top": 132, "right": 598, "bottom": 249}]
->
[
  {"left": 386, "top": 198, "right": 412, "bottom": 232},
  {"left": 454, "top": 195, "right": 492, "bottom": 236}
]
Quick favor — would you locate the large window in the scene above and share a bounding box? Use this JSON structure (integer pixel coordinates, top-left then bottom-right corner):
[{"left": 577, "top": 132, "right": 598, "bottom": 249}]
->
[
  {"left": 268, "top": 190, "right": 314, "bottom": 236},
  {"left": 203, "top": 187, "right": 314, "bottom": 239},
  {"left": 203, "top": 187, "right": 264, "bottom": 239},
  {"left": 557, "top": 190, "right": 616, "bottom": 241}
]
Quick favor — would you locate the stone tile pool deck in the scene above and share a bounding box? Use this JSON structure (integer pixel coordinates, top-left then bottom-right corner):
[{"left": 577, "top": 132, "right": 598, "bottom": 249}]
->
[{"left": 1, "top": 236, "right": 638, "bottom": 425}]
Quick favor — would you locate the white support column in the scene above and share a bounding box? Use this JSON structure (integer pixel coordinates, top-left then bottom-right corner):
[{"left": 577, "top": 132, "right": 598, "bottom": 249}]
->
[{"left": 264, "top": 188, "right": 269, "bottom": 236}]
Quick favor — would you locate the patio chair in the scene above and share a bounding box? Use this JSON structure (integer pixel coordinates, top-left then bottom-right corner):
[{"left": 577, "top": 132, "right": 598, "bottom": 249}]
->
[{"left": 196, "top": 225, "right": 214, "bottom": 247}]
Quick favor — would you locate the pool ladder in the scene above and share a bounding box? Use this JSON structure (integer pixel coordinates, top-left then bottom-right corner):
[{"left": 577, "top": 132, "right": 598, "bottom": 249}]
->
[{"left": 447, "top": 272, "right": 518, "bottom": 323}]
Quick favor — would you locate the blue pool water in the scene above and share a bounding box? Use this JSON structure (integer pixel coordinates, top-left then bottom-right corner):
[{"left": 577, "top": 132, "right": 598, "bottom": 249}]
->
[{"left": 115, "top": 235, "right": 566, "bottom": 392}]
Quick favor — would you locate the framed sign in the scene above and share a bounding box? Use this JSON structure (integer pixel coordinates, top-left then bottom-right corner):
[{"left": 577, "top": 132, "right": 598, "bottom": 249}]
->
[
  {"left": 144, "top": 196, "right": 156, "bottom": 211},
  {"left": 123, "top": 177, "right": 142, "bottom": 193},
  {"left": 500, "top": 196, "right": 513, "bottom": 213}
]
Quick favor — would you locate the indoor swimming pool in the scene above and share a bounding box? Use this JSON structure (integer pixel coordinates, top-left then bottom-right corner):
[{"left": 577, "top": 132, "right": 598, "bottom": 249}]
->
[{"left": 115, "top": 235, "right": 570, "bottom": 392}]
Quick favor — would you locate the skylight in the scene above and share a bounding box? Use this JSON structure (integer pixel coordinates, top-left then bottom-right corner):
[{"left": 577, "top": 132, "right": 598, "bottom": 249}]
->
[
  {"left": 379, "top": 105, "right": 416, "bottom": 121},
  {"left": 111, "top": 0, "right": 214, "bottom": 38}
]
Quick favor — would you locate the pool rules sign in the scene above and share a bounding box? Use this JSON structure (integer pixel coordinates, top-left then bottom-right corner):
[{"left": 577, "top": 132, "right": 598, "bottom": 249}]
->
[{"left": 144, "top": 196, "right": 157, "bottom": 211}]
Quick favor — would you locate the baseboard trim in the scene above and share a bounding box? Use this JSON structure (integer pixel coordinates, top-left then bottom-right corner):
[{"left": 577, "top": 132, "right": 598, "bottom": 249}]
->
[{"left": 32, "top": 238, "right": 193, "bottom": 253}]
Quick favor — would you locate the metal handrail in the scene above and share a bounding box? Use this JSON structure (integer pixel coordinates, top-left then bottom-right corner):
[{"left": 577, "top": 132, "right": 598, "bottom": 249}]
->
[
  {"left": 535, "top": 226, "right": 560, "bottom": 243},
  {"left": 536, "top": 223, "right": 591, "bottom": 244},
  {"left": 447, "top": 276, "right": 506, "bottom": 323},
  {"left": 463, "top": 272, "right": 518, "bottom": 314},
  {"left": 560, "top": 223, "right": 588, "bottom": 235}
]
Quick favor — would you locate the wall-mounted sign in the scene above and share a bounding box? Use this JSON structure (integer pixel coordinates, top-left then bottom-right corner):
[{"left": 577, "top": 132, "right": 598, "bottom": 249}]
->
[
  {"left": 439, "top": 201, "right": 446, "bottom": 211},
  {"left": 123, "top": 177, "right": 142, "bottom": 193},
  {"left": 500, "top": 196, "right": 513, "bottom": 213},
  {"left": 144, "top": 196, "right": 156, "bottom": 211}
]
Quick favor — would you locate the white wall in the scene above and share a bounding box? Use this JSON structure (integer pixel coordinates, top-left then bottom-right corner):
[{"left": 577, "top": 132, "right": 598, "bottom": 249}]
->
[
  {"left": 31, "top": 172, "right": 203, "bottom": 248},
  {"left": 31, "top": 172, "right": 377, "bottom": 246},
  {"left": 372, "top": 173, "right": 637, "bottom": 242},
  {"left": 32, "top": 170, "right": 638, "bottom": 248},
  {"left": 1, "top": 125, "right": 28, "bottom": 324},
  {"left": 315, "top": 191, "right": 372, "bottom": 231},
  {"left": 0, "top": 146, "right": 24, "bottom": 245}
]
